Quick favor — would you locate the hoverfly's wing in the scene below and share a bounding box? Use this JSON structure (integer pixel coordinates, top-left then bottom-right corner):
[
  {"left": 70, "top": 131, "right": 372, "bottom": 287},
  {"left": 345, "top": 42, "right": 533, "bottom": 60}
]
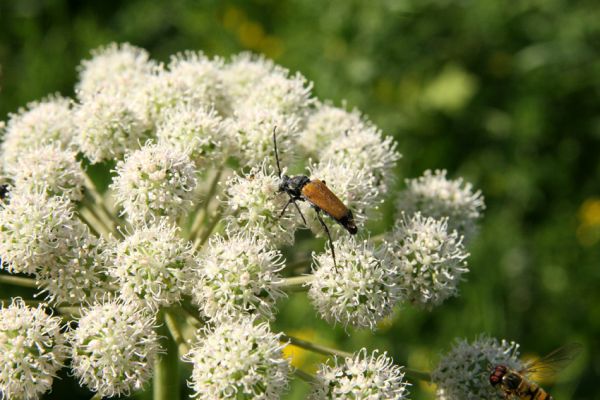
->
[{"left": 520, "top": 343, "right": 582, "bottom": 379}]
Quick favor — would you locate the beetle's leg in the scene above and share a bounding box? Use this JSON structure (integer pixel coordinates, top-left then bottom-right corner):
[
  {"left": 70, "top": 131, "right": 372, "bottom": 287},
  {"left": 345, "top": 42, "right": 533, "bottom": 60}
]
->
[
  {"left": 315, "top": 209, "right": 337, "bottom": 268},
  {"left": 291, "top": 199, "right": 308, "bottom": 225},
  {"left": 278, "top": 197, "right": 294, "bottom": 219}
]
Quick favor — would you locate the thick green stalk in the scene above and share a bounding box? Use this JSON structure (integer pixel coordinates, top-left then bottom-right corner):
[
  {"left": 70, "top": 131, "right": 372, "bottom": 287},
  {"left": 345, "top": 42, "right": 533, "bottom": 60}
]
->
[
  {"left": 294, "top": 368, "right": 317, "bottom": 384},
  {"left": 0, "top": 274, "right": 37, "bottom": 288},
  {"left": 154, "top": 311, "right": 180, "bottom": 400},
  {"left": 281, "top": 334, "right": 353, "bottom": 359},
  {"left": 276, "top": 275, "right": 314, "bottom": 292}
]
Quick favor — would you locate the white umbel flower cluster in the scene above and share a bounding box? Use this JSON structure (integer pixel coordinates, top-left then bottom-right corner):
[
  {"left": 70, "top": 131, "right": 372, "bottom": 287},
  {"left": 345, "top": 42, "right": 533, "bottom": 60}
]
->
[
  {"left": 69, "top": 299, "right": 161, "bottom": 398},
  {"left": 308, "top": 237, "right": 401, "bottom": 329},
  {"left": 309, "top": 348, "right": 410, "bottom": 400},
  {"left": 109, "top": 221, "right": 195, "bottom": 310},
  {"left": 192, "top": 233, "right": 285, "bottom": 321},
  {"left": 0, "top": 95, "right": 76, "bottom": 174},
  {"left": 0, "top": 299, "right": 68, "bottom": 400},
  {"left": 225, "top": 163, "right": 300, "bottom": 245},
  {"left": 399, "top": 169, "right": 485, "bottom": 240},
  {"left": 11, "top": 144, "right": 85, "bottom": 201},
  {"left": 112, "top": 143, "right": 198, "bottom": 224},
  {"left": 432, "top": 336, "right": 522, "bottom": 400},
  {"left": 185, "top": 318, "right": 292, "bottom": 399},
  {"left": 388, "top": 212, "right": 469, "bottom": 309}
]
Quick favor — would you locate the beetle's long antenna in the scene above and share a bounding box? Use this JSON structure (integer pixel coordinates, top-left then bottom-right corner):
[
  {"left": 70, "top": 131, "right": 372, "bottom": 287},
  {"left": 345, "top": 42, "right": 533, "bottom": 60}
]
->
[
  {"left": 316, "top": 210, "right": 336, "bottom": 268},
  {"left": 279, "top": 197, "right": 293, "bottom": 218},
  {"left": 273, "top": 127, "right": 282, "bottom": 178}
]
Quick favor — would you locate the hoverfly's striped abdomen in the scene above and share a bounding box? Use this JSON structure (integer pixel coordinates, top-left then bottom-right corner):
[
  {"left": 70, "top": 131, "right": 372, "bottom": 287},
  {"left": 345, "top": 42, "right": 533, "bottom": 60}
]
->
[{"left": 301, "top": 180, "right": 357, "bottom": 234}]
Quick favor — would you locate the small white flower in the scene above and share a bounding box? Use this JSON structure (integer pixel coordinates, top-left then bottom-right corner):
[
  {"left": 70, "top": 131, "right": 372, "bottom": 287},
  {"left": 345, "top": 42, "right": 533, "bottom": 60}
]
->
[
  {"left": 69, "top": 298, "right": 161, "bottom": 398},
  {"left": 298, "top": 103, "right": 366, "bottom": 157},
  {"left": 432, "top": 336, "right": 522, "bottom": 400},
  {"left": 76, "top": 42, "right": 156, "bottom": 101},
  {"left": 388, "top": 212, "right": 469, "bottom": 309},
  {"left": 318, "top": 123, "right": 401, "bottom": 195},
  {"left": 0, "top": 298, "right": 68, "bottom": 400},
  {"left": 156, "top": 103, "right": 229, "bottom": 167},
  {"left": 309, "top": 348, "right": 410, "bottom": 400},
  {"left": 75, "top": 89, "right": 148, "bottom": 163},
  {"left": 36, "top": 235, "right": 108, "bottom": 306},
  {"left": 11, "top": 144, "right": 85, "bottom": 201},
  {"left": 230, "top": 107, "right": 300, "bottom": 167},
  {"left": 109, "top": 221, "right": 195, "bottom": 310},
  {"left": 224, "top": 162, "right": 300, "bottom": 246},
  {"left": 1, "top": 95, "right": 76, "bottom": 174},
  {"left": 221, "top": 52, "right": 276, "bottom": 109},
  {"left": 192, "top": 233, "right": 285, "bottom": 321},
  {"left": 308, "top": 237, "right": 401, "bottom": 329},
  {"left": 184, "top": 318, "right": 292, "bottom": 399},
  {"left": 112, "top": 143, "right": 198, "bottom": 224},
  {"left": 398, "top": 169, "right": 485, "bottom": 240},
  {"left": 242, "top": 66, "right": 314, "bottom": 118},
  {"left": 0, "top": 191, "right": 82, "bottom": 275}
]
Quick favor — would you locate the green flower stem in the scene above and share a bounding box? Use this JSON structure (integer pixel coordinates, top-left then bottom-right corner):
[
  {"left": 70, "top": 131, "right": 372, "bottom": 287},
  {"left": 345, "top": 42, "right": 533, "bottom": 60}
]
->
[
  {"left": 192, "top": 209, "right": 223, "bottom": 251},
  {"left": 0, "top": 274, "right": 37, "bottom": 288},
  {"left": 404, "top": 368, "right": 432, "bottom": 382},
  {"left": 80, "top": 200, "right": 113, "bottom": 236},
  {"left": 179, "top": 300, "right": 203, "bottom": 326},
  {"left": 294, "top": 368, "right": 317, "bottom": 384},
  {"left": 82, "top": 174, "right": 123, "bottom": 236},
  {"left": 77, "top": 210, "right": 103, "bottom": 237},
  {"left": 154, "top": 311, "right": 180, "bottom": 400},
  {"left": 164, "top": 310, "right": 190, "bottom": 356},
  {"left": 188, "top": 167, "right": 223, "bottom": 239},
  {"left": 90, "top": 392, "right": 103, "bottom": 400},
  {"left": 281, "top": 334, "right": 353, "bottom": 359},
  {"left": 276, "top": 275, "right": 314, "bottom": 292}
]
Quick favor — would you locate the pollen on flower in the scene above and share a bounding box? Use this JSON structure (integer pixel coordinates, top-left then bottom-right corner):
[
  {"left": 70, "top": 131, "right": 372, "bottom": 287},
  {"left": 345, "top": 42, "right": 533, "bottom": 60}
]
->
[
  {"left": 0, "top": 298, "right": 68, "bottom": 400},
  {"left": 221, "top": 52, "right": 276, "bottom": 108},
  {"left": 387, "top": 212, "right": 469, "bottom": 310},
  {"left": 0, "top": 95, "right": 76, "bottom": 174},
  {"left": 432, "top": 336, "right": 523, "bottom": 400},
  {"left": 11, "top": 144, "right": 85, "bottom": 201},
  {"left": 69, "top": 298, "right": 161, "bottom": 398},
  {"left": 309, "top": 348, "right": 410, "bottom": 400},
  {"left": 191, "top": 232, "right": 285, "bottom": 321},
  {"left": 308, "top": 237, "right": 402, "bottom": 329},
  {"left": 224, "top": 162, "right": 301, "bottom": 246},
  {"left": 112, "top": 142, "right": 198, "bottom": 224},
  {"left": 398, "top": 169, "right": 485, "bottom": 241},
  {"left": 184, "top": 318, "right": 292, "bottom": 399},
  {"left": 108, "top": 221, "right": 196, "bottom": 310}
]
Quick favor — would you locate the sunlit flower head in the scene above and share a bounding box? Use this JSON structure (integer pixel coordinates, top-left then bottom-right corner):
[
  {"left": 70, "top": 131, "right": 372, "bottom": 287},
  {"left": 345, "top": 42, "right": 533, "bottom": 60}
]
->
[
  {"left": 1, "top": 95, "right": 76, "bottom": 174},
  {"left": 76, "top": 42, "right": 156, "bottom": 101},
  {"left": 11, "top": 144, "right": 85, "bottom": 201},
  {"left": 69, "top": 298, "right": 161, "bottom": 398},
  {"left": 0, "top": 191, "right": 81, "bottom": 275},
  {"left": 224, "top": 162, "right": 300, "bottom": 246},
  {"left": 309, "top": 348, "right": 410, "bottom": 400},
  {"left": 109, "top": 221, "right": 195, "bottom": 310},
  {"left": 0, "top": 298, "right": 68, "bottom": 400},
  {"left": 221, "top": 52, "right": 276, "bottom": 108},
  {"left": 184, "top": 318, "right": 291, "bottom": 399},
  {"left": 156, "top": 103, "right": 229, "bottom": 168},
  {"left": 388, "top": 212, "right": 469, "bottom": 309},
  {"left": 112, "top": 143, "right": 198, "bottom": 224},
  {"left": 75, "top": 89, "right": 147, "bottom": 163},
  {"left": 398, "top": 169, "right": 485, "bottom": 240},
  {"left": 432, "top": 336, "right": 522, "bottom": 400},
  {"left": 308, "top": 237, "right": 401, "bottom": 329},
  {"left": 191, "top": 232, "right": 285, "bottom": 322}
]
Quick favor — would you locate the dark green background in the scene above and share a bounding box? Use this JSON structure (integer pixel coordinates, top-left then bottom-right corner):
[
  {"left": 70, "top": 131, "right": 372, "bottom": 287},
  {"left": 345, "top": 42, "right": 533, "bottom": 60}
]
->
[{"left": 1, "top": 0, "right": 599, "bottom": 398}]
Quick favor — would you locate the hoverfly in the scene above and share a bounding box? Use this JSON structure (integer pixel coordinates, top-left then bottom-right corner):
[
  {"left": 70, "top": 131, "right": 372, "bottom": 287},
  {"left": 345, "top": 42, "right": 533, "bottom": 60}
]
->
[
  {"left": 272, "top": 128, "right": 357, "bottom": 267},
  {"left": 489, "top": 343, "right": 582, "bottom": 399}
]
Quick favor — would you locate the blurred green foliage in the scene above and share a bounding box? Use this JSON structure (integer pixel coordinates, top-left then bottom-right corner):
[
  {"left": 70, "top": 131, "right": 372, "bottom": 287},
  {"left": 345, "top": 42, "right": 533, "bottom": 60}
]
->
[{"left": 1, "top": 0, "right": 599, "bottom": 398}]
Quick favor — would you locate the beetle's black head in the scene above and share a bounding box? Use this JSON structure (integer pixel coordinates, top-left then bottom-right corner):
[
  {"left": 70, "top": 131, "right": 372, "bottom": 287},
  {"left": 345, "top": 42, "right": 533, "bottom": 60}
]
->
[{"left": 279, "top": 175, "right": 310, "bottom": 198}]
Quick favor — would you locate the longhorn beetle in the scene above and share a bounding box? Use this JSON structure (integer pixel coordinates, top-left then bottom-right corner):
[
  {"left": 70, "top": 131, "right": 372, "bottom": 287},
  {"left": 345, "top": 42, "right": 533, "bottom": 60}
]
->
[{"left": 273, "top": 129, "right": 357, "bottom": 267}]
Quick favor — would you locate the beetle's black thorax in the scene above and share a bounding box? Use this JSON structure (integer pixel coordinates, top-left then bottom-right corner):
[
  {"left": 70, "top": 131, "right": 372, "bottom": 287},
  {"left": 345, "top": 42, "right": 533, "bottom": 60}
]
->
[{"left": 279, "top": 175, "right": 310, "bottom": 199}]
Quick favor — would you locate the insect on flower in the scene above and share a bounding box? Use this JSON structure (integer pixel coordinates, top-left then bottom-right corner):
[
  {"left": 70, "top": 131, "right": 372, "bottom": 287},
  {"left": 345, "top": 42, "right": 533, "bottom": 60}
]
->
[
  {"left": 489, "top": 343, "right": 582, "bottom": 399},
  {"left": 273, "top": 128, "right": 357, "bottom": 267},
  {"left": 0, "top": 184, "right": 8, "bottom": 200}
]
